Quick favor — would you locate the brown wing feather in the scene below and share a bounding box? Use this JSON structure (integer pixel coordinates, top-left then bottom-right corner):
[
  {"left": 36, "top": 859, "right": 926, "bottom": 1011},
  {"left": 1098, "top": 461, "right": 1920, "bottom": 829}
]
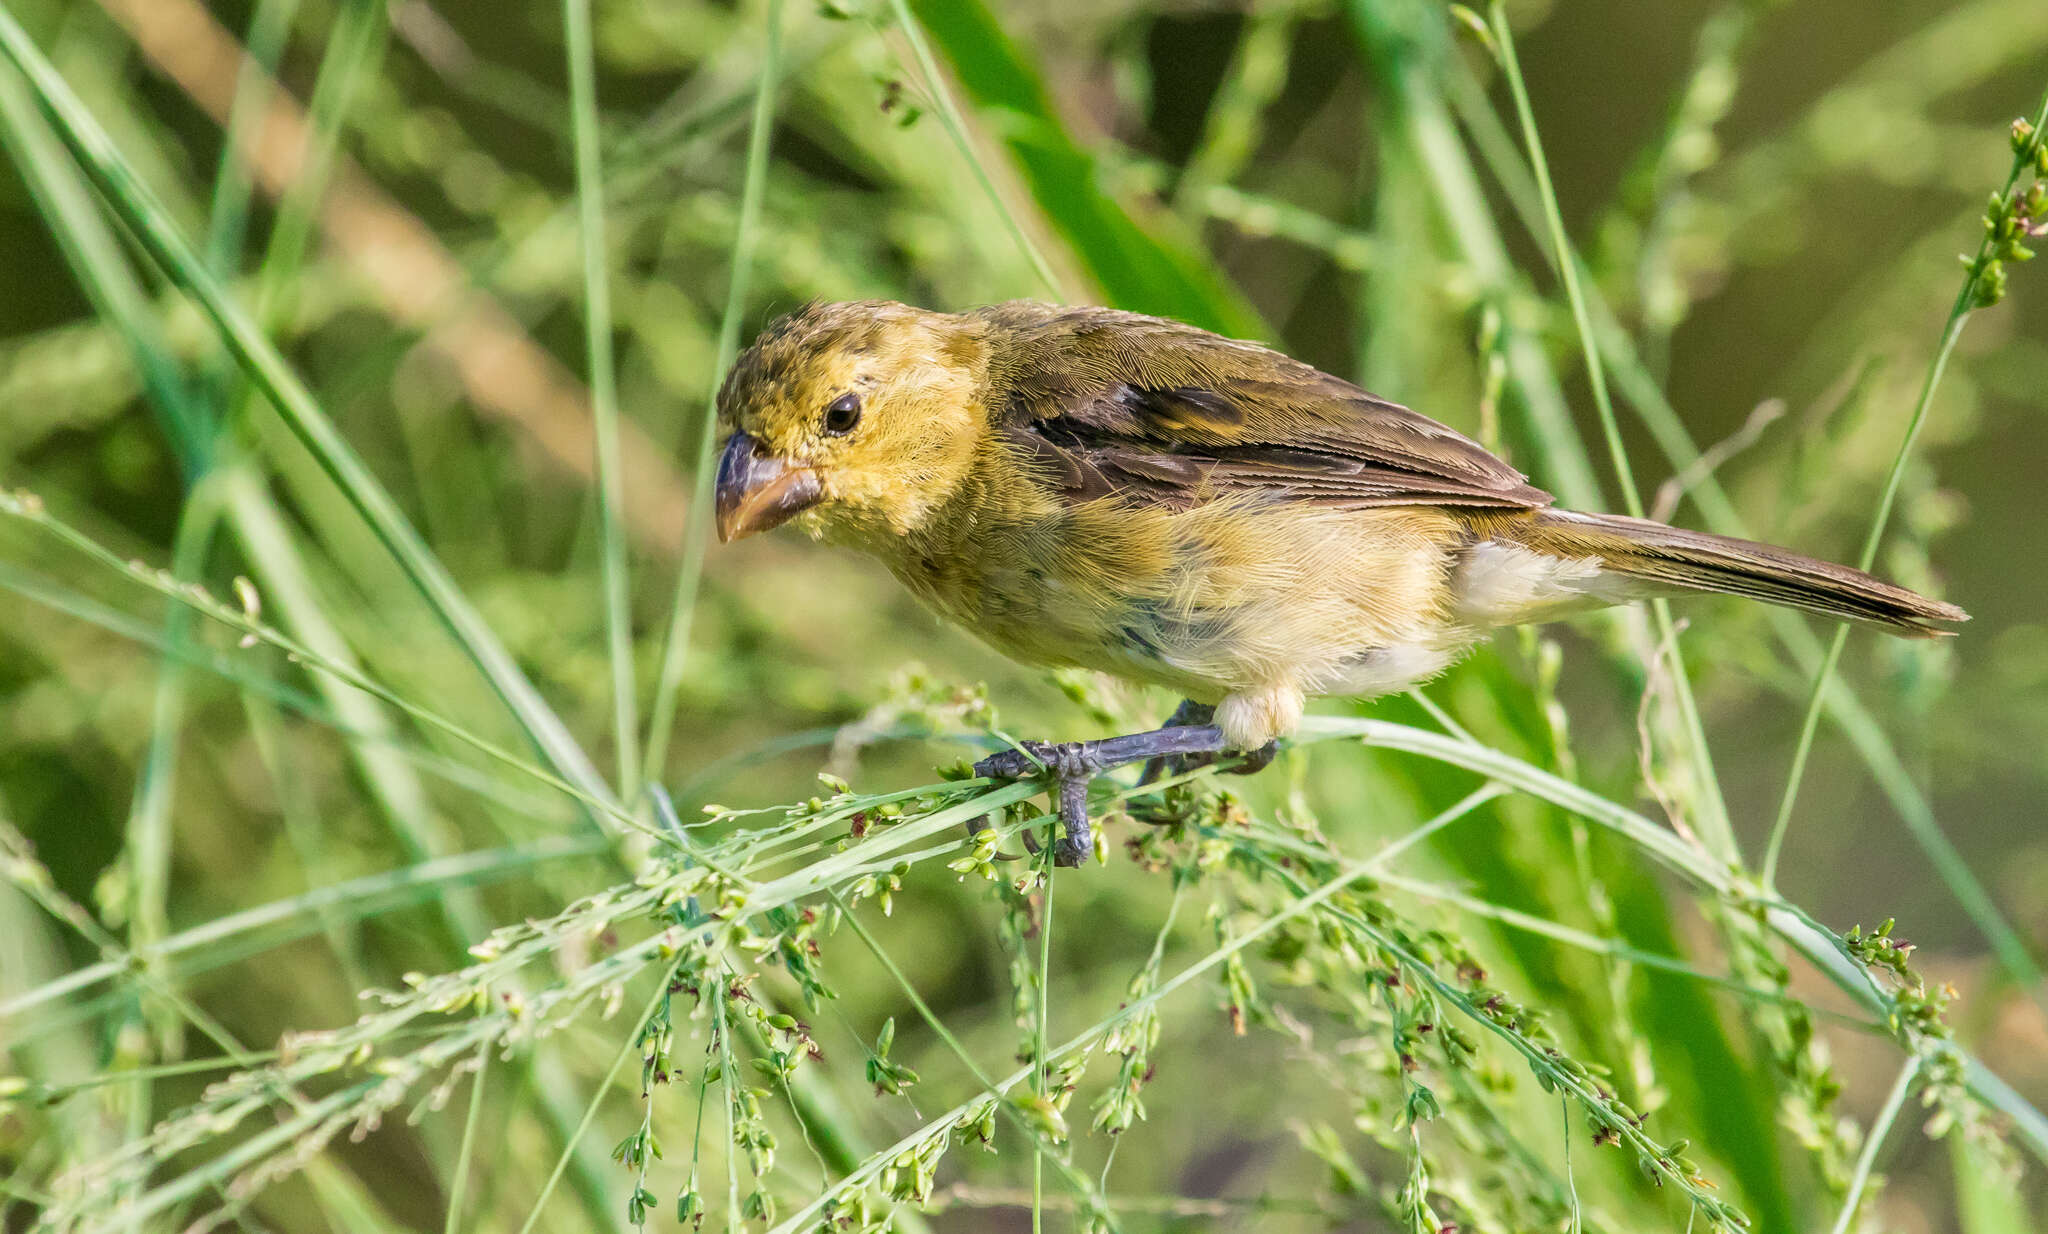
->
[{"left": 975, "top": 302, "right": 1551, "bottom": 512}]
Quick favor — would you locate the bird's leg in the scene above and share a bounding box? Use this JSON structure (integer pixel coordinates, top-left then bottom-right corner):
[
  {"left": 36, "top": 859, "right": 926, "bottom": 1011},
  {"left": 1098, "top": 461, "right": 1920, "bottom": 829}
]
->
[
  {"left": 1138, "top": 699, "right": 1216, "bottom": 786},
  {"left": 1137, "top": 700, "right": 1278, "bottom": 783},
  {"left": 974, "top": 721, "right": 1277, "bottom": 866}
]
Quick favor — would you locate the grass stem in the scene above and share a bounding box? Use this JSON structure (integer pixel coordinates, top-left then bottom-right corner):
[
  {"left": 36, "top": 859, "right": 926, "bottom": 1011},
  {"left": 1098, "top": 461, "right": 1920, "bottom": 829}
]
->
[
  {"left": 563, "top": 0, "right": 640, "bottom": 798},
  {"left": 1764, "top": 89, "right": 2048, "bottom": 890},
  {"left": 644, "top": 0, "right": 786, "bottom": 784}
]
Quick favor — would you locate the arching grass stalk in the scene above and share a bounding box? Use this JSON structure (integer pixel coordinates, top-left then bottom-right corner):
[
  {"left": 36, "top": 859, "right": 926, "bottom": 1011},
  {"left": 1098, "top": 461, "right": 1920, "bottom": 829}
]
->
[
  {"left": 563, "top": 0, "right": 640, "bottom": 798},
  {"left": 1433, "top": 46, "right": 2048, "bottom": 1001},
  {"left": 1484, "top": 0, "right": 1733, "bottom": 860},
  {"left": 0, "top": 5, "right": 612, "bottom": 808},
  {"left": 884, "top": 0, "right": 1064, "bottom": 299},
  {"left": 1763, "top": 88, "right": 2048, "bottom": 890},
  {"left": 1825, "top": 1054, "right": 1920, "bottom": 1234},
  {"left": 644, "top": 0, "right": 786, "bottom": 783},
  {"left": 0, "top": 491, "right": 678, "bottom": 850}
]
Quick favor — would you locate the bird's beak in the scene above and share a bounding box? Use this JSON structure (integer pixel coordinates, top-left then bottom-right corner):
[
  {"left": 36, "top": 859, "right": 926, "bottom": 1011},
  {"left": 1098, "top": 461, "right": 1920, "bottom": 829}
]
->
[{"left": 714, "top": 431, "right": 824, "bottom": 542}]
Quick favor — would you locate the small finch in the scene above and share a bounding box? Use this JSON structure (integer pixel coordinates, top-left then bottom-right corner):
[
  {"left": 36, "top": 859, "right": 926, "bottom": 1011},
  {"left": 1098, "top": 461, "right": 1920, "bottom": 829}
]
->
[{"left": 713, "top": 300, "right": 1964, "bottom": 865}]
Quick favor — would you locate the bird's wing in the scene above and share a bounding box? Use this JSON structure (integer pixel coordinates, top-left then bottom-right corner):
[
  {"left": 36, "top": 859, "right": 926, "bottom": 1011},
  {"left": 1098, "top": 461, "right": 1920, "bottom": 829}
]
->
[{"left": 981, "top": 303, "right": 1552, "bottom": 511}]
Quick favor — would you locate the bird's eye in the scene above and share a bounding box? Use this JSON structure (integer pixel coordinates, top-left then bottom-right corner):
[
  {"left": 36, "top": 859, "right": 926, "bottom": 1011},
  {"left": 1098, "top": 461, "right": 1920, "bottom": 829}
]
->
[{"left": 821, "top": 392, "right": 862, "bottom": 436}]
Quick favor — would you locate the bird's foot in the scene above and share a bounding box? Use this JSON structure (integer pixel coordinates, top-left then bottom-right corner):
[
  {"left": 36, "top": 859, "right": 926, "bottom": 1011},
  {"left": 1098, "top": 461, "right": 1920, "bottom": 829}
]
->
[
  {"left": 1135, "top": 702, "right": 1279, "bottom": 785},
  {"left": 1137, "top": 700, "right": 1214, "bottom": 788},
  {"left": 973, "top": 741, "right": 1106, "bottom": 867},
  {"left": 975, "top": 718, "right": 1275, "bottom": 864}
]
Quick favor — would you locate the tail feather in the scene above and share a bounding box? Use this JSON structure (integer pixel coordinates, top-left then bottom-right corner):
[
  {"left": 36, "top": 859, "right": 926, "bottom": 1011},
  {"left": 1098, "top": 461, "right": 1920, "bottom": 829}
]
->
[{"left": 1509, "top": 509, "right": 1968, "bottom": 638}]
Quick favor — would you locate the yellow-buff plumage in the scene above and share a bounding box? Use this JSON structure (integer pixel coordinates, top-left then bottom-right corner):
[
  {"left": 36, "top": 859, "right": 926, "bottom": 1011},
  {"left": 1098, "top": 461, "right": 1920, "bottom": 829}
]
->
[{"left": 712, "top": 300, "right": 1965, "bottom": 864}]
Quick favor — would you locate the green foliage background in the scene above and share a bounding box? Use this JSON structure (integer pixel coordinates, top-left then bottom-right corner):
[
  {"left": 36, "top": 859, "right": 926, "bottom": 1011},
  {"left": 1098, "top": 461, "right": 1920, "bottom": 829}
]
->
[{"left": 2, "top": 0, "right": 2047, "bottom": 1230}]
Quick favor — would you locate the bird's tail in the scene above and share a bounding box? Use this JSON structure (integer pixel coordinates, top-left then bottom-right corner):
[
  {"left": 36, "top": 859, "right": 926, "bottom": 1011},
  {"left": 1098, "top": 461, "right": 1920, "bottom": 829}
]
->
[{"left": 1506, "top": 509, "right": 1968, "bottom": 638}]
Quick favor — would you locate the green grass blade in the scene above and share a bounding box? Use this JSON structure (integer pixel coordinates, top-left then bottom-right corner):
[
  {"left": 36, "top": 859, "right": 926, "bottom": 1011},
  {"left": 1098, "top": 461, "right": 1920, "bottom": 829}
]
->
[
  {"left": 444, "top": 1036, "right": 492, "bottom": 1234},
  {"left": 0, "top": 61, "right": 203, "bottom": 468},
  {"left": 1439, "top": 53, "right": 2048, "bottom": 1003},
  {"left": 644, "top": 0, "right": 786, "bottom": 784},
  {"left": 0, "top": 7, "right": 615, "bottom": 813},
  {"left": 1765, "top": 89, "right": 2048, "bottom": 889},
  {"left": 885, "top": 0, "right": 1063, "bottom": 299},
  {"left": 1482, "top": 1, "right": 1736, "bottom": 862},
  {"left": 905, "top": 0, "right": 1267, "bottom": 337},
  {"left": 200, "top": 0, "right": 304, "bottom": 277},
  {"left": 563, "top": 0, "right": 639, "bottom": 798}
]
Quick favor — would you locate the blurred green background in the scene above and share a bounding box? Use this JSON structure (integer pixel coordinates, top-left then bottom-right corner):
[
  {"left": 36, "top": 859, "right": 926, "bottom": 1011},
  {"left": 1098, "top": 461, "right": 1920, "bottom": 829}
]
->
[{"left": 3, "top": 0, "right": 2046, "bottom": 1230}]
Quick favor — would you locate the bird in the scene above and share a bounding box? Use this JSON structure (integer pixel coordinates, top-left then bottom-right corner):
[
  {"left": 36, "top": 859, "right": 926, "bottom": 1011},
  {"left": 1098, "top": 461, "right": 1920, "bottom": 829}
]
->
[{"left": 711, "top": 299, "right": 1966, "bottom": 866}]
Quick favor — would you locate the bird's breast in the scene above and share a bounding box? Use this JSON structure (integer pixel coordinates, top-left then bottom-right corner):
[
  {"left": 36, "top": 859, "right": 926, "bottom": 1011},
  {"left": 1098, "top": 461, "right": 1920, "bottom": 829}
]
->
[{"left": 881, "top": 492, "right": 1470, "bottom": 700}]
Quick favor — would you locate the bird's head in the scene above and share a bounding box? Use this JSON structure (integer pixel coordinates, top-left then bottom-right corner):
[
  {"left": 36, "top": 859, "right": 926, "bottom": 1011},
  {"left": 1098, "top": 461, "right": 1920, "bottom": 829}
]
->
[{"left": 712, "top": 300, "right": 989, "bottom": 545}]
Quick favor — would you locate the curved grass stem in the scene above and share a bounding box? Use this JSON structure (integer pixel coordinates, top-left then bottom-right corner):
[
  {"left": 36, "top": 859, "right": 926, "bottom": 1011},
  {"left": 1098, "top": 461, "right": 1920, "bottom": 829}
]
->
[
  {"left": 1826, "top": 1054, "right": 1920, "bottom": 1234},
  {"left": 563, "top": 0, "right": 640, "bottom": 799},
  {"left": 0, "top": 5, "right": 614, "bottom": 811},
  {"left": 645, "top": 0, "right": 786, "bottom": 784},
  {"left": 1764, "top": 88, "right": 2048, "bottom": 892},
  {"left": 1485, "top": 0, "right": 1734, "bottom": 860}
]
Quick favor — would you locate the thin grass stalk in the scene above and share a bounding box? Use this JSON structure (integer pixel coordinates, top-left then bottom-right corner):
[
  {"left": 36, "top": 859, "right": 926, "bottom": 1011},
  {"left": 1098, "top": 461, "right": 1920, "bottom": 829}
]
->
[
  {"left": 903, "top": 0, "right": 1263, "bottom": 334},
  {"left": 0, "top": 49, "right": 632, "bottom": 1216},
  {"left": 241, "top": 691, "right": 373, "bottom": 993},
  {"left": 563, "top": 0, "right": 640, "bottom": 798},
  {"left": 1440, "top": 57, "right": 2048, "bottom": 998},
  {"left": 200, "top": 0, "right": 304, "bottom": 275},
  {"left": 1764, "top": 88, "right": 2048, "bottom": 889},
  {"left": 830, "top": 892, "right": 1116, "bottom": 1222},
  {"left": 1826, "top": 1054, "right": 1921, "bottom": 1234},
  {"left": 1346, "top": 3, "right": 1604, "bottom": 509},
  {"left": 0, "top": 6, "right": 614, "bottom": 808},
  {"left": 245, "top": 0, "right": 387, "bottom": 333},
  {"left": 0, "top": 62, "right": 203, "bottom": 466},
  {"left": 0, "top": 837, "right": 602, "bottom": 1023},
  {"left": 1032, "top": 843, "right": 1054, "bottom": 1234},
  {"left": 120, "top": 484, "right": 222, "bottom": 1022},
  {"left": 1484, "top": 3, "right": 1639, "bottom": 519},
  {"left": 1484, "top": 0, "right": 1735, "bottom": 860},
  {"left": 886, "top": 0, "right": 1063, "bottom": 299},
  {"left": 644, "top": 0, "right": 785, "bottom": 782},
  {"left": 511, "top": 969, "right": 675, "bottom": 1234},
  {"left": 717, "top": 979, "right": 741, "bottom": 1234}
]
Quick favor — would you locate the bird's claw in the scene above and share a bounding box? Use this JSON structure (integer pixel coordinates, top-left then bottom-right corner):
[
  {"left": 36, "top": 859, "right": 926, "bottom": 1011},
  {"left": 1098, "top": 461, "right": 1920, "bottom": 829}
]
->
[
  {"left": 974, "top": 741, "right": 1099, "bottom": 868},
  {"left": 973, "top": 740, "right": 1101, "bottom": 783},
  {"left": 1016, "top": 825, "right": 1091, "bottom": 868},
  {"left": 971, "top": 718, "right": 1270, "bottom": 865}
]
